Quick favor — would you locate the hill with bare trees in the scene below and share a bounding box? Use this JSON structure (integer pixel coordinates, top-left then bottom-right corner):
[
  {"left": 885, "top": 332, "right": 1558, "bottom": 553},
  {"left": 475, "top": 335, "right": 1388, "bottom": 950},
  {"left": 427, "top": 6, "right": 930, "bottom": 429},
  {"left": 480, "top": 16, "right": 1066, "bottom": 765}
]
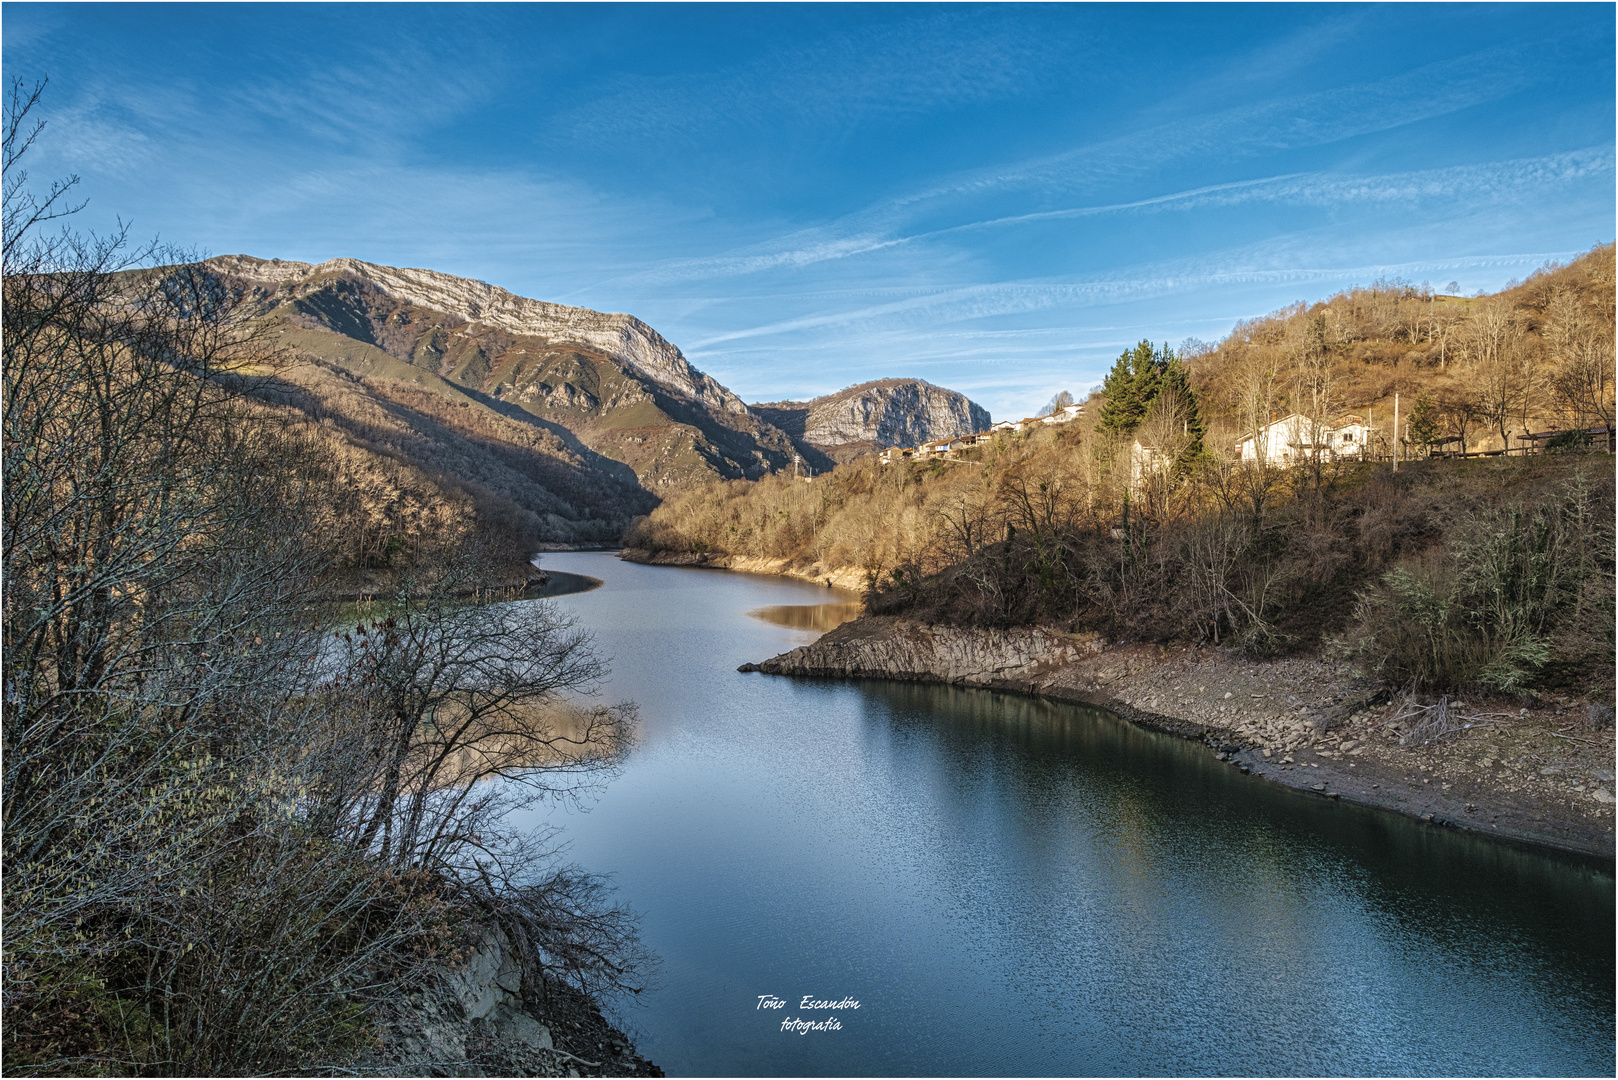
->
[
  {"left": 1183, "top": 244, "right": 1615, "bottom": 457},
  {"left": 624, "top": 247, "right": 1616, "bottom": 701}
]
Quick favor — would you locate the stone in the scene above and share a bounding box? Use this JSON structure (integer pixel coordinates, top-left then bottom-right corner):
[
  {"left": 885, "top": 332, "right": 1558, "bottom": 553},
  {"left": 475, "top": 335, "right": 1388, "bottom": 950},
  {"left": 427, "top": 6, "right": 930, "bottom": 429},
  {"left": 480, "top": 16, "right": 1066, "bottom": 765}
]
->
[
  {"left": 1592, "top": 788, "right": 1615, "bottom": 805},
  {"left": 755, "top": 379, "right": 990, "bottom": 452},
  {"left": 754, "top": 617, "right": 1086, "bottom": 687},
  {"left": 488, "top": 1002, "right": 553, "bottom": 1049}
]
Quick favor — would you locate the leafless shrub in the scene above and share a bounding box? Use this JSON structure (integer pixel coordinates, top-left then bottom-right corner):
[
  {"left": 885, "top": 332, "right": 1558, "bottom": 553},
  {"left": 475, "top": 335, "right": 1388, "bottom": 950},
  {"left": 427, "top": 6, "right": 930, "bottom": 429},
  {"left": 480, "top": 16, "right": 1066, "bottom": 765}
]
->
[{"left": 3, "top": 80, "right": 650, "bottom": 1075}]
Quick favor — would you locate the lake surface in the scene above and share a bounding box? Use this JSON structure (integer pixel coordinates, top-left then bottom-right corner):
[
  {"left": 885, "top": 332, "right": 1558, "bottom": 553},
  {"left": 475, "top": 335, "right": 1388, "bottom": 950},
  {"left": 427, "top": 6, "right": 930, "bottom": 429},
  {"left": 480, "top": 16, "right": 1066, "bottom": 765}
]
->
[{"left": 523, "top": 552, "right": 1614, "bottom": 1077}]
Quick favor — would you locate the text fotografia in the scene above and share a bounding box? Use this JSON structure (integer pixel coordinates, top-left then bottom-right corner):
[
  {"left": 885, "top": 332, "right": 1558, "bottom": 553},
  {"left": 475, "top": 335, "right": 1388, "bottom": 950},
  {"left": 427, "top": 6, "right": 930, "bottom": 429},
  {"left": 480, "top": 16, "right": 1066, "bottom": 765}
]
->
[{"left": 757, "top": 995, "right": 860, "bottom": 1034}]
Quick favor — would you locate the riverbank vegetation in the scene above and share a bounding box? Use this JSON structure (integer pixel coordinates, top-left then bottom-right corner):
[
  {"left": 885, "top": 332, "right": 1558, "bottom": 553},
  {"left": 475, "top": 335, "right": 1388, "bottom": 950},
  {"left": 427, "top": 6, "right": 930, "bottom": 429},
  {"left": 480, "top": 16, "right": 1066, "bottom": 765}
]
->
[
  {"left": 2, "top": 82, "right": 650, "bottom": 1075},
  {"left": 625, "top": 246, "right": 1616, "bottom": 703}
]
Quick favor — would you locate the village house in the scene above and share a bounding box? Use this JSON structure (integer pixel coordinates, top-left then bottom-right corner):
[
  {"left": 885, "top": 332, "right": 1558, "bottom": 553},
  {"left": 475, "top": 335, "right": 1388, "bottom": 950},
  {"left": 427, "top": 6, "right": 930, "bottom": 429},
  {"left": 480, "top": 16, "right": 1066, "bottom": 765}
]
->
[
  {"left": 1235, "top": 413, "right": 1376, "bottom": 466},
  {"left": 1041, "top": 403, "right": 1084, "bottom": 424}
]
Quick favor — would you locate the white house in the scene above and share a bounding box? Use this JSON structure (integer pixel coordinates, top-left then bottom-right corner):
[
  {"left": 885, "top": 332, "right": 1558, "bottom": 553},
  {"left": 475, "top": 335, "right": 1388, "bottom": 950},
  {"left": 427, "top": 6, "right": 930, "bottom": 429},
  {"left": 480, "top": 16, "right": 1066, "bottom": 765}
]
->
[
  {"left": 1041, "top": 403, "right": 1084, "bottom": 424},
  {"left": 1235, "top": 413, "right": 1375, "bottom": 465}
]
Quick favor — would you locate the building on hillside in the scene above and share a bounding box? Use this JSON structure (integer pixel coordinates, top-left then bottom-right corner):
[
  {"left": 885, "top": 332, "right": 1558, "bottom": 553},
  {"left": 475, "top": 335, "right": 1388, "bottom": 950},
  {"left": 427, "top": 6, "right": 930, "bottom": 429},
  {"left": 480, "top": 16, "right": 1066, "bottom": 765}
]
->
[
  {"left": 879, "top": 446, "right": 917, "bottom": 465},
  {"left": 1235, "top": 413, "right": 1375, "bottom": 465},
  {"left": 1129, "top": 438, "right": 1167, "bottom": 491},
  {"left": 990, "top": 405, "right": 1083, "bottom": 435}
]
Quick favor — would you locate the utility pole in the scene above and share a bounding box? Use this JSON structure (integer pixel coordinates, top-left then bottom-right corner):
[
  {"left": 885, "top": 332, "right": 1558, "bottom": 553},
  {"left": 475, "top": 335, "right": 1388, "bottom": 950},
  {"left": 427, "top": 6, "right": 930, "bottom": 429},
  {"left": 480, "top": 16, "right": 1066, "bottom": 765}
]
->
[{"left": 1392, "top": 391, "right": 1400, "bottom": 472}]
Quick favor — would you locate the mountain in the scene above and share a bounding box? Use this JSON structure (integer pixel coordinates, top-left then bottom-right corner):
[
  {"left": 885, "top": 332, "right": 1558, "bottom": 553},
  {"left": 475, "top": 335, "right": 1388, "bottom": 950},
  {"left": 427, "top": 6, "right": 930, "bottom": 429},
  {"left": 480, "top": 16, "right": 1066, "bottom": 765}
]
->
[
  {"left": 210, "top": 256, "right": 799, "bottom": 497},
  {"left": 753, "top": 378, "right": 992, "bottom": 465}
]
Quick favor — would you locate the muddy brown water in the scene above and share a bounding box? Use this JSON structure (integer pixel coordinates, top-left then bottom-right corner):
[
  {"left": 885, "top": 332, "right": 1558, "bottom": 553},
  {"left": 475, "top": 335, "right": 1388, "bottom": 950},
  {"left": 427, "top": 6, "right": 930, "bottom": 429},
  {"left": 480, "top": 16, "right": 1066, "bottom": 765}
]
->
[{"left": 514, "top": 552, "right": 1613, "bottom": 1077}]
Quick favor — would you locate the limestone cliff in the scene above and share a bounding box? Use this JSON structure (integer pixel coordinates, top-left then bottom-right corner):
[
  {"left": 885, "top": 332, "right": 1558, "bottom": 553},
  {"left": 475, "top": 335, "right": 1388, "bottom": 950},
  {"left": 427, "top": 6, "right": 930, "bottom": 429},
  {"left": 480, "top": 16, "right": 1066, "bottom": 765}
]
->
[{"left": 753, "top": 378, "right": 990, "bottom": 463}]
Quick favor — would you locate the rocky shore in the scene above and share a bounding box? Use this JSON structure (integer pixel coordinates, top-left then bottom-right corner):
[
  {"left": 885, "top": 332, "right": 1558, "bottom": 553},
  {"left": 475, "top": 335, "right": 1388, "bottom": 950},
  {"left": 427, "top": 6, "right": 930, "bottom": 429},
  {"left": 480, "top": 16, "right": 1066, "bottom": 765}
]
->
[
  {"left": 742, "top": 616, "right": 1616, "bottom": 861},
  {"left": 362, "top": 922, "right": 661, "bottom": 1078},
  {"left": 619, "top": 546, "right": 866, "bottom": 591}
]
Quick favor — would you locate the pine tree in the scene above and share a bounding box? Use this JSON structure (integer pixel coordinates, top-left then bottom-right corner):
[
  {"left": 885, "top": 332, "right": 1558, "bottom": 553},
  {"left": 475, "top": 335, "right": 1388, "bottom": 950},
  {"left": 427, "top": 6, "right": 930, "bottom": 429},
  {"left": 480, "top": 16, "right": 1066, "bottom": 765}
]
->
[
  {"left": 1407, "top": 392, "right": 1441, "bottom": 456},
  {"left": 1158, "top": 356, "right": 1208, "bottom": 469},
  {"left": 1098, "top": 340, "right": 1177, "bottom": 436}
]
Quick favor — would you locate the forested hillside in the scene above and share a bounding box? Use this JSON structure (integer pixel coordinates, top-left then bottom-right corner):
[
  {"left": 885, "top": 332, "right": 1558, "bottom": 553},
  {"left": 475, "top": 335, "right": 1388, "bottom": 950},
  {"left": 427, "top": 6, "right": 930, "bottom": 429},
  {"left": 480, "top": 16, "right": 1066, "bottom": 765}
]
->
[
  {"left": 1183, "top": 244, "right": 1615, "bottom": 454},
  {"left": 625, "top": 249, "right": 1616, "bottom": 700}
]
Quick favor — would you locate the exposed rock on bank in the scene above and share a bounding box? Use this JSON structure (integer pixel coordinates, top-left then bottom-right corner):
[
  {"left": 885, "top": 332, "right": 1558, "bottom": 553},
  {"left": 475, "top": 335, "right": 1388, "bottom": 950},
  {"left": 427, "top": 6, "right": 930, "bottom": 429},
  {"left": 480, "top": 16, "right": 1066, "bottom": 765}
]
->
[
  {"left": 363, "top": 923, "right": 660, "bottom": 1078},
  {"left": 746, "top": 617, "right": 1616, "bottom": 861},
  {"left": 752, "top": 378, "right": 991, "bottom": 464},
  {"left": 740, "top": 615, "right": 1097, "bottom": 684},
  {"left": 619, "top": 547, "right": 866, "bottom": 592}
]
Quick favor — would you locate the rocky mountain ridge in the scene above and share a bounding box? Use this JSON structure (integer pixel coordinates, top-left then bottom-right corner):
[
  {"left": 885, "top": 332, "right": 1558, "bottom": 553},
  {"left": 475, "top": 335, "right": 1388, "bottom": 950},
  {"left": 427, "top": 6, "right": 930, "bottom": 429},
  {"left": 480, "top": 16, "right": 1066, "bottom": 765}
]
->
[
  {"left": 753, "top": 378, "right": 990, "bottom": 464},
  {"left": 208, "top": 255, "right": 797, "bottom": 496},
  {"left": 208, "top": 255, "right": 745, "bottom": 414},
  {"left": 201, "top": 256, "right": 996, "bottom": 558}
]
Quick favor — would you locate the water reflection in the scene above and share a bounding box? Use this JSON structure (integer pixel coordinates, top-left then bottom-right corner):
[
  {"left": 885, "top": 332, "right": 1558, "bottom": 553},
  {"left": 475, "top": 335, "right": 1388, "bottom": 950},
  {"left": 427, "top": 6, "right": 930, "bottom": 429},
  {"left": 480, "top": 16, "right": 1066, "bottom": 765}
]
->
[
  {"left": 748, "top": 601, "right": 864, "bottom": 632},
  {"left": 530, "top": 553, "right": 1614, "bottom": 1078}
]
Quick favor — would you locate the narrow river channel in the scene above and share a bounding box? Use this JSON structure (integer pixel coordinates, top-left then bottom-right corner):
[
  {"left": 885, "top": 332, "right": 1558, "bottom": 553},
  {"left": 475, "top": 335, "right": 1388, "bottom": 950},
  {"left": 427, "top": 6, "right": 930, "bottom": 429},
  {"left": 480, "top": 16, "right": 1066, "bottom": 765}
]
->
[{"left": 519, "top": 552, "right": 1613, "bottom": 1077}]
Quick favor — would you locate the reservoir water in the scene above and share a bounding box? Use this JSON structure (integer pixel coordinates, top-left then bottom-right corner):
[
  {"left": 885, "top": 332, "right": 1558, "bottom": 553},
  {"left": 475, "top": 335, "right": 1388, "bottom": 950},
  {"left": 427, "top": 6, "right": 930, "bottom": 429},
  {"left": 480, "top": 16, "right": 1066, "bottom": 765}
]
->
[{"left": 524, "top": 552, "right": 1613, "bottom": 1077}]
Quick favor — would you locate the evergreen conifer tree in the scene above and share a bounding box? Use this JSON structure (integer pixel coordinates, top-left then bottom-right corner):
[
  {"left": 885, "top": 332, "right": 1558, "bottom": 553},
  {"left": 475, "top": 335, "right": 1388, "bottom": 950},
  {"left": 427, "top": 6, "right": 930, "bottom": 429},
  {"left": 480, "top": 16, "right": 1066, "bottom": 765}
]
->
[
  {"left": 1099, "top": 340, "right": 1188, "bottom": 436},
  {"left": 1161, "top": 357, "right": 1207, "bottom": 462},
  {"left": 1099, "top": 340, "right": 1158, "bottom": 434},
  {"left": 1407, "top": 392, "right": 1441, "bottom": 456}
]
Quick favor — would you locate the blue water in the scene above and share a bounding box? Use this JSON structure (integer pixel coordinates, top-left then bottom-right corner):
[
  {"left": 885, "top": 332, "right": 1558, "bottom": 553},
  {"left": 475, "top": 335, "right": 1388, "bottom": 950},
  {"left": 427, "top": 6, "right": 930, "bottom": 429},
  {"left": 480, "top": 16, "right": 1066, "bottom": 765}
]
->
[{"left": 521, "top": 552, "right": 1614, "bottom": 1077}]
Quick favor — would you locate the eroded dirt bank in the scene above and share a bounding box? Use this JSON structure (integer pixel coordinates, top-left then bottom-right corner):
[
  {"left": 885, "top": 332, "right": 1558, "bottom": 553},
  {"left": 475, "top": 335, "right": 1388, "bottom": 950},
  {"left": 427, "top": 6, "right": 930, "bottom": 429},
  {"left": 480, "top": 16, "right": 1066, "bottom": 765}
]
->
[
  {"left": 619, "top": 546, "right": 866, "bottom": 591},
  {"left": 743, "top": 616, "right": 1616, "bottom": 861}
]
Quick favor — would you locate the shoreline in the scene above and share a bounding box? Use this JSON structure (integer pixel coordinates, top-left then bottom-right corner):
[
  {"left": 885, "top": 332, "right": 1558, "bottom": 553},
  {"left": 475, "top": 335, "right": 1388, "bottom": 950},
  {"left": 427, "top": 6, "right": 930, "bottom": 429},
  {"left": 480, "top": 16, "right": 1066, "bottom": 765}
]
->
[
  {"left": 619, "top": 546, "right": 867, "bottom": 592},
  {"left": 528, "top": 567, "right": 606, "bottom": 599},
  {"left": 742, "top": 616, "right": 1615, "bottom": 863}
]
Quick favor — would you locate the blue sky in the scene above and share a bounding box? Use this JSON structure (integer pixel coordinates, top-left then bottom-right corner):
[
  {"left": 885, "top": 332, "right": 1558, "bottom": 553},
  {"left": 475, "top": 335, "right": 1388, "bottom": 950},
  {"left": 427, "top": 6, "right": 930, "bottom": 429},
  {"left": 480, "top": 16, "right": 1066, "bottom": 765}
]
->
[{"left": 6, "top": 3, "right": 1613, "bottom": 420}]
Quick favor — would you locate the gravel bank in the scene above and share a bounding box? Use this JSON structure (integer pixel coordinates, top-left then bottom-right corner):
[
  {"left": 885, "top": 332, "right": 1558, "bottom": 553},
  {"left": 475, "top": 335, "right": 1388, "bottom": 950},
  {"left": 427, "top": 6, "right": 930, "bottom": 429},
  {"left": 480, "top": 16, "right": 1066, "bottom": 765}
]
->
[
  {"left": 745, "top": 616, "right": 1615, "bottom": 861},
  {"left": 619, "top": 547, "right": 866, "bottom": 591}
]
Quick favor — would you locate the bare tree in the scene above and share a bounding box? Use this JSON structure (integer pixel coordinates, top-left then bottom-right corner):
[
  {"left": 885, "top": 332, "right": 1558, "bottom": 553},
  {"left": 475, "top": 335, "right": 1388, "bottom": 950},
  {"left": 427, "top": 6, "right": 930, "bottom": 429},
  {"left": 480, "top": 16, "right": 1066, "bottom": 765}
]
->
[
  {"left": 1544, "top": 288, "right": 1616, "bottom": 430},
  {"left": 1437, "top": 392, "right": 1486, "bottom": 455},
  {"left": 3, "top": 80, "right": 650, "bottom": 1074},
  {"left": 1231, "top": 342, "right": 1283, "bottom": 523}
]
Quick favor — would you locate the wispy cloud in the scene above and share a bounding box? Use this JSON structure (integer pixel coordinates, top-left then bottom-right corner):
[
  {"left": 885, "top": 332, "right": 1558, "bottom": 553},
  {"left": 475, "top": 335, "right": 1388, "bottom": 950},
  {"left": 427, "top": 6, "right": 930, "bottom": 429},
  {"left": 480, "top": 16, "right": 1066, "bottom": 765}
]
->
[
  {"left": 552, "top": 7, "right": 1070, "bottom": 146},
  {"left": 895, "top": 41, "right": 1553, "bottom": 209},
  {"left": 687, "top": 247, "right": 1589, "bottom": 352},
  {"left": 629, "top": 145, "right": 1612, "bottom": 287}
]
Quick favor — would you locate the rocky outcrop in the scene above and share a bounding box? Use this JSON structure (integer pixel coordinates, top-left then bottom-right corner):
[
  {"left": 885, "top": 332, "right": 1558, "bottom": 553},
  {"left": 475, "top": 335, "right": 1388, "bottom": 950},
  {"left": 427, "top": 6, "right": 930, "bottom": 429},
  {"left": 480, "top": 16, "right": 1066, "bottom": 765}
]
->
[
  {"left": 740, "top": 615, "right": 1097, "bottom": 684},
  {"left": 753, "top": 379, "right": 990, "bottom": 461},
  {"left": 363, "top": 922, "right": 661, "bottom": 1078}
]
